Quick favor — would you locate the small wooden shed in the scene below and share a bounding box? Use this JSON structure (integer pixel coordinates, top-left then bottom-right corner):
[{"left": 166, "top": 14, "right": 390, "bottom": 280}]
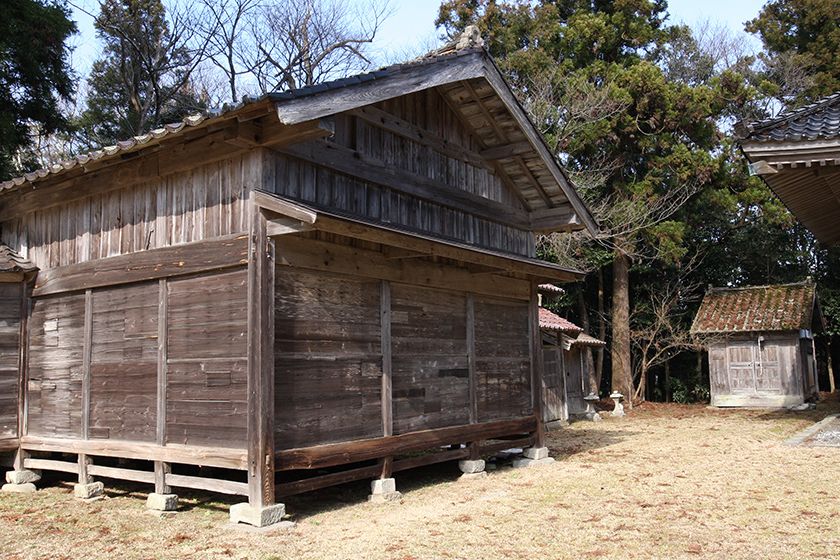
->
[
  {"left": 539, "top": 306, "right": 582, "bottom": 424},
  {"left": 562, "top": 333, "right": 606, "bottom": 416},
  {"left": 0, "top": 41, "right": 597, "bottom": 525},
  {"left": 691, "top": 281, "right": 821, "bottom": 407}
]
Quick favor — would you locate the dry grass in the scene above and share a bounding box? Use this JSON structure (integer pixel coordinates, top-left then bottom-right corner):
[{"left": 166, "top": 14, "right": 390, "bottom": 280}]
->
[{"left": 2, "top": 399, "right": 840, "bottom": 560}]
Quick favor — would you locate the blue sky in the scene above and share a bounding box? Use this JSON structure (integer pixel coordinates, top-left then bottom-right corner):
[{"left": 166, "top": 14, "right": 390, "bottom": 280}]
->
[{"left": 68, "top": 0, "right": 768, "bottom": 77}]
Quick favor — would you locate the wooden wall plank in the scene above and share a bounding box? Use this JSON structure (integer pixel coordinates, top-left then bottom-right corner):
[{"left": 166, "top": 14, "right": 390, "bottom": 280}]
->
[{"left": 0, "top": 283, "right": 22, "bottom": 439}]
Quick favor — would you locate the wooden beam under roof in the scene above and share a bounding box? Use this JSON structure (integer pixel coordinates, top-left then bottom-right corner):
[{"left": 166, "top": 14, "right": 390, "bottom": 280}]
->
[{"left": 253, "top": 190, "right": 583, "bottom": 282}]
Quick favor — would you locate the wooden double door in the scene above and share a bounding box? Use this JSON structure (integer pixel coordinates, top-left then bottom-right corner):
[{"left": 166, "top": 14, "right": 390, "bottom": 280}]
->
[{"left": 726, "top": 341, "right": 783, "bottom": 394}]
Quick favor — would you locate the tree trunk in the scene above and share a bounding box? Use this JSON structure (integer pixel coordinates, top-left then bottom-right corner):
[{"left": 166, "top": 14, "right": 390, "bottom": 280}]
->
[
  {"left": 828, "top": 337, "right": 836, "bottom": 393},
  {"left": 664, "top": 359, "right": 671, "bottom": 402},
  {"left": 576, "top": 289, "right": 597, "bottom": 396},
  {"left": 595, "top": 267, "right": 606, "bottom": 390},
  {"left": 611, "top": 248, "right": 633, "bottom": 406}
]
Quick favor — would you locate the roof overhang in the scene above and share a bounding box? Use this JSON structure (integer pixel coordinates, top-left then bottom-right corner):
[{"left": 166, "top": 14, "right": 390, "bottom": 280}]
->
[
  {"left": 254, "top": 190, "right": 583, "bottom": 283},
  {"left": 741, "top": 139, "right": 840, "bottom": 245}
]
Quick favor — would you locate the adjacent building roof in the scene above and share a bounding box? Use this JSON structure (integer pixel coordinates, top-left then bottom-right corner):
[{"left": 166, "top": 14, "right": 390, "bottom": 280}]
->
[
  {"left": 538, "top": 283, "right": 564, "bottom": 295},
  {"left": 738, "top": 91, "right": 840, "bottom": 245},
  {"left": 0, "top": 244, "right": 36, "bottom": 273},
  {"left": 538, "top": 308, "right": 583, "bottom": 334},
  {"left": 0, "top": 30, "right": 597, "bottom": 236},
  {"left": 691, "top": 281, "right": 818, "bottom": 334},
  {"left": 739, "top": 92, "right": 840, "bottom": 143}
]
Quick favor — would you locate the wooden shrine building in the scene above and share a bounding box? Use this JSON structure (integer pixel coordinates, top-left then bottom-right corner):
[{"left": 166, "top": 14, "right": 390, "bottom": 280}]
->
[
  {"left": 0, "top": 41, "right": 597, "bottom": 525},
  {"left": 691, "top": 281, "right": 821, "bottom": 408}
]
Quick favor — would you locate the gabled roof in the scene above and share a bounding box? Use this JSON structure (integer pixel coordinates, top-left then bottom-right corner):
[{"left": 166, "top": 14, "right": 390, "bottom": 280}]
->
[
  {"left": 0, "top": 244, "right": 36, "bottom": 273},
  {"left": 0, "top": 37, "right": 597, "bottom": 236},
  {"left": 691, "top": 281, "right": 817, "bottom": 334},
  {"left": 740, "top": 92, "right": 840, "bottom": 143},
  {"left": 539, "top": 308, "right": 583, "bottom": 334}
]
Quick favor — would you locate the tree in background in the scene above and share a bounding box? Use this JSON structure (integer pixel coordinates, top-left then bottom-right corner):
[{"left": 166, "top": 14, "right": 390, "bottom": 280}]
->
[
  {"left": 747, "top": 0, "right": 840, "bottom": 107},
  {"left": 76, "top": 0, "right": 214, "bottom": 147},
  {"left": 0, "top": 0, "right": 76, "bottom": 179},
  {"left": 437, "top": 0, "right": 751, "bottom": 404}
]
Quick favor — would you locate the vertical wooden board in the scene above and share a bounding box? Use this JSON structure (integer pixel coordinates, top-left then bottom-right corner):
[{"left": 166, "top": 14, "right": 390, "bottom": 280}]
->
[
  {"left": 390, "top": 284, "right": 469, "bottom": 435},
  {"left": 88, "top": 282, "right": 159, "bottom": 442},
  {"left": 27, "top": 292, "right": 86, "bottom": 437},
  {"left": 474, "top": 296, "right": 532, "bottom": 422},
  {"left": 274, "top": 267, "right": 383, "bottom": 448},
  {"left": 165, "top": 268, "right": 248, "bottom": 448},
  {"left": 0, "top": 283, "right": 22, "bottom": 438}
]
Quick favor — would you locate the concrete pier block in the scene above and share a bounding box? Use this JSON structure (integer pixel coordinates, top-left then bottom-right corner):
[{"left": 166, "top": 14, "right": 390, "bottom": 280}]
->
[
  {"left": 1, "top": 483, "right": 37, "bottom": 494},
  {"left": 229, "top": 503, "right": 286, "bottom": 527},
  {"left": 5, "top": 470, "right": 40, "bottom": 485},
  {"left": 458, "top": 471, "right": 488, "bottom": 482},
  {"left": 146, "top": 493, "right": 179, "bottom": 512},
  {"left": 73, "top": 482, "right": 104, "bottom": 499},
  {"left": 523, "top": 447, "right": 549, "bottom": 460},
  {"left": 458, "top": 459, "right": 485, "bottom": 474},
  {"left": 368, "top": 477, "right": 402, "bottom": 503}
]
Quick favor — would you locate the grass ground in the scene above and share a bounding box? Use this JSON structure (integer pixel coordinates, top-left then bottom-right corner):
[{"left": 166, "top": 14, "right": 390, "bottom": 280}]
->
[{"left": 2, "top": 399, "right": 839, "bottom": 560}]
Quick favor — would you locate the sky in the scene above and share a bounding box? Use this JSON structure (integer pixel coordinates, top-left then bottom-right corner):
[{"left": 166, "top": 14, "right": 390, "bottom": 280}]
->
[{"left": 67, "top": 0, "right": 768, "bottom": 80}]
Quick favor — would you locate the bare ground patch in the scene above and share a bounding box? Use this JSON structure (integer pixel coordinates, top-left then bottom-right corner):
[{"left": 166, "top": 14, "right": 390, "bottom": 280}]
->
[{"left": 2, "top": 399, "right": 839, "bottom": 560}]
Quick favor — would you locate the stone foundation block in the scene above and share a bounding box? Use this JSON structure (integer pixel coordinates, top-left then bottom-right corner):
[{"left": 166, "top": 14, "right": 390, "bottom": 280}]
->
[
  {"left": 512, "top": 457, "right": 556, "bottom": 469},
  {"left": 458, "top": 471, "right": 488, "bottom": 482},
  {"left": 73, "top": 481, "right": 104, "bottom": 499},
  {"left": 5, "top": 470, "right": 40, "bottom": 485},
  {"left": 146, "top": 493, "right": 178, "bottom": 511},
  {"left": 1, "top": 483, "right": 37, "bottom": 494},
  {"left": 230, "top": 503, "right": 286, "bottom": 527},
  {"left": 523, "top": 447, "right": 549, "bottom": 460},
  {"left": 458, "top": 459, "right": 485, "bottom": 474},
  {"left": 368, "top": 477, "right": 401, "bottom": 503}
]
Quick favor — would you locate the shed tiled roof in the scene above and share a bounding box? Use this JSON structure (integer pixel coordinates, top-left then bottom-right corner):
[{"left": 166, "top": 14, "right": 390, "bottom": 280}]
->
[
  {"left": 539, "top": 307, "right": 583, "bottom": 334},
  {"left": 743, "top": 92, "right": 840, "bottom": 143},
  {"left": 538, "top": 283, "right": 564, "bottom": 295},
  {"left": 691, "top": 281, "right": 816, "bottom": 334},
  {"left": 0, "top": 244, "right": 36, "bottom": 273}
]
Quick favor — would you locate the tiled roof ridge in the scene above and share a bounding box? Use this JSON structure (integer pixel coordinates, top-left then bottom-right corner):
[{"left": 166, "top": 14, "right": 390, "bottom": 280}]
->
[
  {"left": 0, "top": 36, "right": 488, "bottom": 194},
  {"left": 749, "top": 92, "right": 840, "bottom": 134},
  {"left": 707, "top": 279, "right": 814, "bottom": 293}
]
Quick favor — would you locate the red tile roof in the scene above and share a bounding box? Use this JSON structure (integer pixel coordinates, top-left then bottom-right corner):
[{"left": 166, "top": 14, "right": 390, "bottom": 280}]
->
[
  {"left": 570, "top": 333, "right": 606, "bottom": 347},
  {"left": 691, "top": 281, "right": 817, "bottom": 334},
  {"left": 0, "top": 244, "right": 35, "bottom": 273},
  {"left": 539, "top": 308, "right": 583, "bottom": 333}
]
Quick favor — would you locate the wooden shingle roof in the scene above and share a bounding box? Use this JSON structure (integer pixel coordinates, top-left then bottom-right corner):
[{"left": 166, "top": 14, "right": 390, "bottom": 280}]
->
[{"left": 691, "top": 281, "right": 817, "bottom": 334}]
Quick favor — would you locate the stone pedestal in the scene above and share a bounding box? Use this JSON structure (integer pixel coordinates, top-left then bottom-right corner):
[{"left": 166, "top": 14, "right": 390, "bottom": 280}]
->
[
  {"left": 1, "top": 483, "right": 36, "bottom": 493},
  {"left": 512, "top": 447, "right": 555, "bottom": 468},
  {"left": 73, "top": 481, "right": 104, "bottom": 499},
  {"left": 368, "top": 477, "right": 402, "bottom": 503},
  {"left": 230, "top": 503, "right": 286, "bottom": 527},
  {"left": 5, "top": 470, "right": 40, "bottom": 485},
  {"left": 583, "top": 394, "right": 602, "bottom": 422},
  {"left": 610, "top": 391, "right": 625, "bottom": 417},
  {"left": 146, "top": 493, "right": 179, "bottom": 511},
  {"left": 458, "top": 459, "right": 487, "bottom": 481}
]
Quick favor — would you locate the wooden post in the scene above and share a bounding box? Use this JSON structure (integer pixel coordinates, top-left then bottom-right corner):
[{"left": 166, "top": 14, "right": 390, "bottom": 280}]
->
[
  {"left": 15, "top": 278, "right": 32, "bottom": 472},
  {"left": 246, "top": 208, "right": 276, "bottom": 508},
  {"left": 529, "top": 282, "right": 545, "bottom": 448},
  {"left": 80, "top": 289, "right": 93, "bottom": 482},
  {"left": 828, "top": 337, "right": 836, "bottom": 393},
  {"left": 379, "top": 280, "right": 393, "bottom": 479},
  {"left": 466, "top": 294, "right": 479, "bottom": 459},
  {"left": 155, "top": 278, "right": 170, "bottom": 494}
]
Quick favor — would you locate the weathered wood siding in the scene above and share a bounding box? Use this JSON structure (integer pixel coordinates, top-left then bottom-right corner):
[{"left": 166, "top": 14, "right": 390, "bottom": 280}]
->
[
  {"left": 0, "top": 283, "right": 22, "bottom": 438},
  {"left": 28, "top": 293, "right": 85, "bottom": 437},
  {"left": 708, "top": 334, "right": 805, "bottom": 407},
  {"left": 266, "top": 89, "right": 534, "bottom": 257},
  {"left": 0, "top": 153, "right": 259, "bottom": 271},
  {"left": 26, "top": 265, "right": 249, "bottom": 448},
  {"left": 89, "top": 283, "right": 158, "bottom": 441},
  {"left": 391, "top": 285, "right": 469, "bottom": 434},
  {"left": 274, "top": 268, "right": 383, "bottom": 449},
  {"left": 166, "top": 270, "right": 248, "bottom": 447},
  {"left": 474, "top": 297, "right": 532, "bottom": 422},
  {"left": 273, "top": 234, "right": 536, "bottom": 451}
]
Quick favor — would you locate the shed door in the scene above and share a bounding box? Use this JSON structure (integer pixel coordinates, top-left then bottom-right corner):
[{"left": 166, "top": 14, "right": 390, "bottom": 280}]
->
[
  {"left": 756, "top": 342, "right": 783, "bottom": 393},
  {"left": 727, "top": 343, "right": 756, "bottom": 393},
  {"left": 542, "top": 347, "right": 566, "bottom": 423}
]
